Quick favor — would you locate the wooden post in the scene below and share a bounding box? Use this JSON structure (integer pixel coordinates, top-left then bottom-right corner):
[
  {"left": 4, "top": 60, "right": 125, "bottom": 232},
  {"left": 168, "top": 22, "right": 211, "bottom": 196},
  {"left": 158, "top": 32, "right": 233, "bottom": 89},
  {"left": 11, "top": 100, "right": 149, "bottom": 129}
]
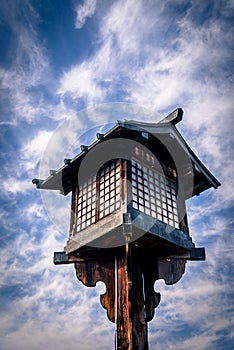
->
[
  {"left": 116, "top": 246, "right": 132, "bottom": 349},
  {"left": 116, "top": 244, "right": 149, "bottom": 350},
  {"left": 130, "top": 246, "right": 149, "bottom": 350}
]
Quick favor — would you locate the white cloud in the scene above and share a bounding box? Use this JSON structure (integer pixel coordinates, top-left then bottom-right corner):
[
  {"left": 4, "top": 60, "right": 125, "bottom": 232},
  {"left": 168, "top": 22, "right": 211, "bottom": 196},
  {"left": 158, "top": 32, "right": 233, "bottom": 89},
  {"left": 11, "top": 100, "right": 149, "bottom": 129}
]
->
[
  {"left": 20, "top": 130, "right": 53, "bottom": 172},
  {"left": 58, "top": 0, "right": 148, "bottom": 105},
  {"left": 59, "top": 0, "right": 233, "bottom": 132},
  {"left": 1, "top": 177, "right": 32, "bottom": 194},
  {"left": 74, "top": 0, "right": 97, "bottom": 29},
  {"left": 128, "top": 16, "right": 233, "bottom": 110},
  {"left": 0, "top": 1, "right": 54, "bottom": 124},
  {"left": 100, "top": 0, "right": 143, "bottom": 55},
  {"left": 0, "top": 31, "right": 50, "bottom": 119},
  {"left": 0, "top": 219, "right": 114, "bottom": 350},
  {"left": 24, "top": 202, "right": 46, "bottom": 219},
  {"left": 58, "top": 63, "right": 105, "bottom": 103}
]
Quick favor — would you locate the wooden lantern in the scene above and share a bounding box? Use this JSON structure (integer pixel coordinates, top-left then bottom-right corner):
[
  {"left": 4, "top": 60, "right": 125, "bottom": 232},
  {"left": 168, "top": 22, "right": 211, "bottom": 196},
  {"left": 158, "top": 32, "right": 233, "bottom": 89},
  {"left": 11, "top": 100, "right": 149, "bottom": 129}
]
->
[{"left": 33, "top": 108, "right": 220, "bottom": 350}]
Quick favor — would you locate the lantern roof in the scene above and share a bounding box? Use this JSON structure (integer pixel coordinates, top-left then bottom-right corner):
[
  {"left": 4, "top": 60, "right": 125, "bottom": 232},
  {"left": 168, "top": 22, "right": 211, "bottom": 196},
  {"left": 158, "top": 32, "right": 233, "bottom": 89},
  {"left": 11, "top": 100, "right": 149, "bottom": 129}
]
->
[{"left": 32, "top": 108, "right": 220, "bottom": 197}]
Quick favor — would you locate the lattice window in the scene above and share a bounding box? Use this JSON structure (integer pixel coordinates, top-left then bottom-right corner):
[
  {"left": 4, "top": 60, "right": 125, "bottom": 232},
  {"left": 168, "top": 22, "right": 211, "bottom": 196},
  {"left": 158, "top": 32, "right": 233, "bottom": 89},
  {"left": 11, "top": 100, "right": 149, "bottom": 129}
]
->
[
  {"left": 99, "top": 159, "right": 121, "bottom": 219},
  {"left": 76, "top": 159, "right": 122, "bottom": 232},
  {"left": 76, "top": 175, "right": 96, "bottom": 232},
  {"left": 131, "top": 160, "right": 179, "bottom": 229}
]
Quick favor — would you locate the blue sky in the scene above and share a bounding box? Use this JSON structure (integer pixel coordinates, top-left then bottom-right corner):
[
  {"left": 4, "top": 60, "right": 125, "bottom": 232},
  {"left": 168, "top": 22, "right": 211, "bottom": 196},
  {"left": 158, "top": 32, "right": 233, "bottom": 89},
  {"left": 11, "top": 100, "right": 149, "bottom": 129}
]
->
[{"left": 0, "top": 0, "right": 233, "bottom": 349}]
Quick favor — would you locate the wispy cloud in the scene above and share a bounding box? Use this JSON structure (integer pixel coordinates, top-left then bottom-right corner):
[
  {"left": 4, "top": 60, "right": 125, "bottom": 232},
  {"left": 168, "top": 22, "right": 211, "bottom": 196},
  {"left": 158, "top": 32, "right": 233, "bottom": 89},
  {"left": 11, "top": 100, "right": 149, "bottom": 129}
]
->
[
  {"left": 1, "top": 177, "right": 32, "bottom": 194},
  {"left": 0, "top": 216, "right": 114, "bottom": 349},
  {"left": 0, "top": 1, "right": 51, "bottom": 124},
  {"left": 74, "top": 0, "right": 97, "bottom": 29},
  {"left": 20, "top": 130, "right": 53, "bottom": 171},
  {"left": 59, "top": 0, "right": 233, "bottom": 129},
  {"left": 57, "top": 62, "right": 105, "bottom": 103},
  {"left": 58, "top": 0, "right": 147, "bottom": 105}
]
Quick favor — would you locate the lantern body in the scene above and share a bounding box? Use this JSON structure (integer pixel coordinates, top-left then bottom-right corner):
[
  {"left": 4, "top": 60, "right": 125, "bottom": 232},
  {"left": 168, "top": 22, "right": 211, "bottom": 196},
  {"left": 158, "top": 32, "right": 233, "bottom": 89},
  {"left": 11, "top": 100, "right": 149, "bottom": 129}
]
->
[
  {"left": 33, "top": 113, "right": 220, "bottom": 259},
  {"left": 66, "top": 134, "right": 193, "bottom": 256}
]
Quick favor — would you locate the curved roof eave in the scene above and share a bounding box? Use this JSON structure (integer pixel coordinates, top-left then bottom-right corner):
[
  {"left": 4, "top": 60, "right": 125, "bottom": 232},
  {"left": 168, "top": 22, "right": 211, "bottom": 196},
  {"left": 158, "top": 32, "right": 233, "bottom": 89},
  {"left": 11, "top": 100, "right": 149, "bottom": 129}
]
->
[
  {"left": 119, "top": 120, "right": 221, "bottom": 190},
  {"left": 33, "top": 119, "right": 220, "bottom": 195}
]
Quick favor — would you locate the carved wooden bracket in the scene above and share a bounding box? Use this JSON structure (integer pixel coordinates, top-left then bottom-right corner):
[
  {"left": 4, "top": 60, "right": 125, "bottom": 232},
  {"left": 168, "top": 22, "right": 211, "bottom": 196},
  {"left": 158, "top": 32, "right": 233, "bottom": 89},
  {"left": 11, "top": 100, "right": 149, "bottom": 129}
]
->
[
  {"left": 74, "top": 246, "right": 186, "bottom": 350},
  {"left": 75, "top": 257, "right": 115, "bottom": 322}
]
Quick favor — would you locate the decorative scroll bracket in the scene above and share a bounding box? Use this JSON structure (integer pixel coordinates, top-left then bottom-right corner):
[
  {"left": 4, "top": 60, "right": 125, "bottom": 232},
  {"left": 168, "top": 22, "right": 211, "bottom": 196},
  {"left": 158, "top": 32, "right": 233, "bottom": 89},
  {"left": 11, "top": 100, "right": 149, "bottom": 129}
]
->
[{"left": 73, "top": 245, "right": 186, "bottom": 350}]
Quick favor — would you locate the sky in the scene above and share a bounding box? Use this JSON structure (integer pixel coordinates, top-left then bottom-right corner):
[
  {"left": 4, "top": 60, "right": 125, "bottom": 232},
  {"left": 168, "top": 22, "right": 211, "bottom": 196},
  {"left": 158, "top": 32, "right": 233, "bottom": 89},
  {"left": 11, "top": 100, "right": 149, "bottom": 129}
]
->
[{"left": 0, "top": 0, "right": 233, "bottom": 349}]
